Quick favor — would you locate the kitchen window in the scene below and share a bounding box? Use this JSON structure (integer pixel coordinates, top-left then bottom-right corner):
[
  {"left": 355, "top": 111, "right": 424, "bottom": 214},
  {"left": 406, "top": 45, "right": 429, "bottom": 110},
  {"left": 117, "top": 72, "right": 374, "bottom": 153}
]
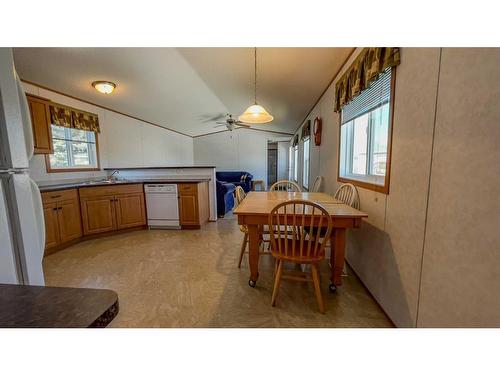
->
[
  {"left": 302, "top": 136, "right": 310, "bottom": 189},
  {"left": 47, "top": 125, "right": 99, "bottom": 171},
  {"left": 338, "top": 67, "right": 394, "bottom": 193},
  {"left": 293, "top": 144, "right": 299, "bottom": 182}
]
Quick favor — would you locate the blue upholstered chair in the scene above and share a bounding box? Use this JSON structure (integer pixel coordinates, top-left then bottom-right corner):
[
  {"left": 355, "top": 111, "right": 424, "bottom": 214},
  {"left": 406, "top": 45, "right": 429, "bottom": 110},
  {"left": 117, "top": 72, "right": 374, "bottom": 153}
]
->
[{"left": 216, "top": 180, "right": 236, "bottom": 217}]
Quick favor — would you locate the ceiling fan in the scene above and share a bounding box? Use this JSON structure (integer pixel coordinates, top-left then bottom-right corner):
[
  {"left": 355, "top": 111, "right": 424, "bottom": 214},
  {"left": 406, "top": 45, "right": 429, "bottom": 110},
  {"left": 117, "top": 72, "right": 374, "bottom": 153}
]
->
[{"left": 214, "top": 114, "right": 251, "bottom": 131}]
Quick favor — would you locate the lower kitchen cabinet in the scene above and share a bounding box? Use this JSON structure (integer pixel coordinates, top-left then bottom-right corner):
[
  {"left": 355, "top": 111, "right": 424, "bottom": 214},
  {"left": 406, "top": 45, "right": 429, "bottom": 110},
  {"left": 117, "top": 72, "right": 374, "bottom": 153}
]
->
[
  {"left": 80, "top": 195, "right": 116, "bottom": 235},
  {"left": 41, "top": 189, "right": 82, "bottom": 254},
  {"left": 43, "top": 202, "right": 60, "bottom": 251},
  {"left": 178, "top": 182, "right": 209, "bottom": 229},
  {"left": 79, "top": 184, "right": 146, "bottom": 235},
  {"left": 115, "top": 193, "right": 146, "bottom": 229}
]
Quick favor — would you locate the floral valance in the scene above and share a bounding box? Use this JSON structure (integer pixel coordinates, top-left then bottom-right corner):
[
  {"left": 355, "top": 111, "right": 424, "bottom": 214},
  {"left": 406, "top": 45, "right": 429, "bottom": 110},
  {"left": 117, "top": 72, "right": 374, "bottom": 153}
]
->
[
  {"left": 301, "top": 120, "right": 311, "bottom": 139},
  {"left": 334, "top": 47, "right": 400, "bottom": 112},
  {"left": 49, "top": 103, "right": 100, "bottom": 133},
  {"left": 49, "top": 104, "right": 72, "bottom": 128},
  {"left": 72, "top": 110, "right": 100, "bottom": 133}
]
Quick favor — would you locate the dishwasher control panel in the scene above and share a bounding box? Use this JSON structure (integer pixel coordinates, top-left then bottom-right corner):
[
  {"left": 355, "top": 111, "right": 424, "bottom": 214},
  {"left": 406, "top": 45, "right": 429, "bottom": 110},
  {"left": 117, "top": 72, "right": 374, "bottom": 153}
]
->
[{"left": 144, "top": 184, "right": 177, "bottom": 193}]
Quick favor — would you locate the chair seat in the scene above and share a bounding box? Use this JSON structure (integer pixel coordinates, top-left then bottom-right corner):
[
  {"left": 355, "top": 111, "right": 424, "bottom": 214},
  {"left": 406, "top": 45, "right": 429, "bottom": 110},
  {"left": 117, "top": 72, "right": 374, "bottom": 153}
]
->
[{"left": 270, "top": 238, "right": 325, "bottom": 263}]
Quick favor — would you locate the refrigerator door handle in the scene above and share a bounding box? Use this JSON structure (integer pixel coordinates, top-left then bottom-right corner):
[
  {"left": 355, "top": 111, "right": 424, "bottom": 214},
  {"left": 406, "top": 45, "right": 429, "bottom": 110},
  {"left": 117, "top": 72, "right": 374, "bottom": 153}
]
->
[
  {"left": 29, "top": 178, "right": 45, "bottom": 258},
  {"left": 15, "top": 71, "right": 34, "bottom": 160}
]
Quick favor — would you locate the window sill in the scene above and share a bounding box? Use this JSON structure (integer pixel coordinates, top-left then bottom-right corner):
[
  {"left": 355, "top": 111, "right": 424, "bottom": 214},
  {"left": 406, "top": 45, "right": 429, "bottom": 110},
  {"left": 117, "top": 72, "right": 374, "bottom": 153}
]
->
[{"left": 338, "top": 175, "right": 389, "bottom": 194}]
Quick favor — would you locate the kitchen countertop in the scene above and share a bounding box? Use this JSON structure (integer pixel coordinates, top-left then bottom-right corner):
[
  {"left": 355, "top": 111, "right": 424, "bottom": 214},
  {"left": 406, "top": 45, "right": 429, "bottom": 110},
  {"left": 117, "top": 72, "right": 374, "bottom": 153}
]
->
[
  {"left": 38, "top": 178, "right": 212, "bottom": 192},
  {"left": 0, "top": 284, "right": 118, "bottom": 328}
]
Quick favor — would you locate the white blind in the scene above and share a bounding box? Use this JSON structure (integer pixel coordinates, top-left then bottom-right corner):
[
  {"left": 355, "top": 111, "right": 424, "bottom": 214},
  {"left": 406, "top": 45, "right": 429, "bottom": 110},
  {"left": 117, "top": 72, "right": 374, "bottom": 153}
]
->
[{"left": 341, "top": 67, "right": 392, "bottom": 125}]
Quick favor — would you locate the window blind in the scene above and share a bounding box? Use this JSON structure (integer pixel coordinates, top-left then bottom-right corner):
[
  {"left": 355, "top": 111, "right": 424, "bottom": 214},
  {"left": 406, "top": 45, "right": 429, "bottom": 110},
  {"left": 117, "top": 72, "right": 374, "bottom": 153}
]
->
[{"left": 341, "top": 67, "right": 392, "bottom": 125}]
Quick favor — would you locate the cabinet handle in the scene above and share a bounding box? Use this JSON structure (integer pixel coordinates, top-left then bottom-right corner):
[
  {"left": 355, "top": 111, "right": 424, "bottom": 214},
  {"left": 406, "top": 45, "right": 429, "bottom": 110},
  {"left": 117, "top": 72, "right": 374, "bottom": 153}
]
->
[
  {"left": 115, "top": 199, "right": 118, "bottom": 202},
  {"left": 110, "top": 199, "right": 114, "bottom": 202},
  {"left": 51, "top": 195, "right": 62, "bottom": 199},
  {"left": 53, "top": 207, "right": 57, "bottom": 211},
  {"left": 58, "top": 207, "right": 62, "bottom": 210}
]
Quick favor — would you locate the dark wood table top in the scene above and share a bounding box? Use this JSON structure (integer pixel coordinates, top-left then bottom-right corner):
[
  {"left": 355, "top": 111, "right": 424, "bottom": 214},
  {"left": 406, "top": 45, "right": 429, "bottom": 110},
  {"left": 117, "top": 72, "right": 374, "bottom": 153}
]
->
[{"left": 0, "top": 284, "right": 119, "bottom": 328}]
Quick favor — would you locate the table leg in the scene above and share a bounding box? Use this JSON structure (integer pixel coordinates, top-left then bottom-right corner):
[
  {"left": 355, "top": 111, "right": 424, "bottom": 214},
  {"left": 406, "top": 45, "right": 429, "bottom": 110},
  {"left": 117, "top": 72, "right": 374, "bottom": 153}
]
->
[
  {"left": 247, "top": 224, "right": 260, "bottom": 287},
  {"left": 330, "top": 228, "right": 346, "bottom": 288}
]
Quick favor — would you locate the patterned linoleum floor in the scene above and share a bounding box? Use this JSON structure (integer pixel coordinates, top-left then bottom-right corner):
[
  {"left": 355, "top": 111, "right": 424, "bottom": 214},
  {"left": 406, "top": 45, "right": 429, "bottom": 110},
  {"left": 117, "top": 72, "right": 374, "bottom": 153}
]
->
[{"left": 43, "top": 214, "right": 393, "bottom": 327}]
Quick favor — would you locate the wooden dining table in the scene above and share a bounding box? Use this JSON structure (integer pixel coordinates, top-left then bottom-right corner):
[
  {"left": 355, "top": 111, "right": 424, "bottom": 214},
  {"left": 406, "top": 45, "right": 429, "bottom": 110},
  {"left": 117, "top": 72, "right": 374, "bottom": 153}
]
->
[{"left": 233, "top": 191, "right": 368, "bottom": 290}]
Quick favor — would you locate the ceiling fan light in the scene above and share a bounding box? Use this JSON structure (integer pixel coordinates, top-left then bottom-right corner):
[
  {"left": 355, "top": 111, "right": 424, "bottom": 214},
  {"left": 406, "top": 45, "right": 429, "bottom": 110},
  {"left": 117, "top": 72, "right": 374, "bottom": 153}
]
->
[
  {"left": 92, "top": 81, "right": 116, "bottom": 94},
  {"left": 239, "top": 104, "right": 274, "bottom": 124}
]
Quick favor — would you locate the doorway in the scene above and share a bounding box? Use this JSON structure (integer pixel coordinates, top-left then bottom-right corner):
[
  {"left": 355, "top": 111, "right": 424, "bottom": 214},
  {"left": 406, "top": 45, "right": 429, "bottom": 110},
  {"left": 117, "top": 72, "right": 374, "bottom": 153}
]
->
[{"left": 267, "top": 142, "right": 278, "bottom": 187}]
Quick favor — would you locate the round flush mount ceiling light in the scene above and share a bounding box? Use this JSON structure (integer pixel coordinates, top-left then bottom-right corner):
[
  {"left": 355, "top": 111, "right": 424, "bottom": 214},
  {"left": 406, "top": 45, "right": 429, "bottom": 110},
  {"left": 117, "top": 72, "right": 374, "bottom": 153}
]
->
[{"left": 92, "top": 81, "right": 116, "bottom": 94}]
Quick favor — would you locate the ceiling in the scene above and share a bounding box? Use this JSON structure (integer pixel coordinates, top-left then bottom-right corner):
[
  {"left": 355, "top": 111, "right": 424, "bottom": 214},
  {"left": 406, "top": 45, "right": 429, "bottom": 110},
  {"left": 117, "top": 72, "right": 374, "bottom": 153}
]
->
[{"left": 13, "top": 48, "right": 353, "bottom": 137}]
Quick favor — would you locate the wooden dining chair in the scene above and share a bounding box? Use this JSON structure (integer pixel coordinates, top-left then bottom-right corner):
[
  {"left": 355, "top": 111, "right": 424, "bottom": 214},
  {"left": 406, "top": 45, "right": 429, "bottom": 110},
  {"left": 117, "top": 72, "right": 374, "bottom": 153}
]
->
[
  {"left": 334, "top": 183, "right": 359, "bottom": 209},
  {"left": 269, "top": 180, "right": 302, "bottom": 192},
  {"left": 234, "top": 186, "right": 269, "bottom": 268},
  {"left": 268, "top": 199, "right": 333, "bottom": 313},
  {"left": 311, "top": 176, "right": 324, "bottom": 192}
]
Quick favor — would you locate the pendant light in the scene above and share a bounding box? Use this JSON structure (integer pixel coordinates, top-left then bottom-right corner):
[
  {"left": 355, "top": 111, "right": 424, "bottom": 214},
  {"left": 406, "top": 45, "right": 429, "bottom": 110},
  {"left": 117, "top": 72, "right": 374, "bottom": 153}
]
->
[{"left": 239, "top": 48, "right": 273, "bottom": 124}]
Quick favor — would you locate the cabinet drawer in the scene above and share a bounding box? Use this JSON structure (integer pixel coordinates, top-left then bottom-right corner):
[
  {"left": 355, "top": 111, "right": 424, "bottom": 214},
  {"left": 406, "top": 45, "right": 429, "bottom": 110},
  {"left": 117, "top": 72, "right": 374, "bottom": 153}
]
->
[
  {"left": 42, "top": 189, "right": 78, "bottom": 205},
  {"left": 79, "top": 183, "right": 143, "bottom": 198},
  {"left": 178, "top": 183, "right": 197, "bottom": 195}
]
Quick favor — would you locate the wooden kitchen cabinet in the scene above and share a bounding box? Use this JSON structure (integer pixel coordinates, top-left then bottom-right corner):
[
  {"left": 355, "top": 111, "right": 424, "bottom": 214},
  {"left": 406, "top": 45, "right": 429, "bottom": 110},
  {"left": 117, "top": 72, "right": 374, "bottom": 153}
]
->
[
  {"left": 79, "top": 184, "right": 146, "bottom": 235},
  {"left": 115, "top": 193, "right": 146, "bottom": 229},
  {"left": 178, "top": 182, "right": 209, "bottom": 229},
  {"left": 43, "top": 202, "right": 60, "bottom": 251},
  {"left": 27, "top": 95, "right": 53, "bottom": 154},
  {"left": 41, "top": 189, "right": 82, "bottom": 255},
  {"left": 80, "top": 195, "right": 116, "bottom": 235}
]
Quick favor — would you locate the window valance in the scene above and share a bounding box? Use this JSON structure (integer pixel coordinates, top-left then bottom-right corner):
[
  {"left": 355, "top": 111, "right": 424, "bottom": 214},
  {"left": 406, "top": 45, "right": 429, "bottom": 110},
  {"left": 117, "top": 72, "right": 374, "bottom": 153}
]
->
[
  {"left": 301, "top": 120, "right": 311, "bottom": 139},
  {"left": 49, "top": 104, "right": 72, "bottom": 128},
  {"left": 334, "top": 47, "right": 400, "bottom": 112},
  {"left": 49, "top": 103, "right": 100, "bottom": 133},
  {"left": 292, "top": 134, "right": 299, "bottom": 147}
]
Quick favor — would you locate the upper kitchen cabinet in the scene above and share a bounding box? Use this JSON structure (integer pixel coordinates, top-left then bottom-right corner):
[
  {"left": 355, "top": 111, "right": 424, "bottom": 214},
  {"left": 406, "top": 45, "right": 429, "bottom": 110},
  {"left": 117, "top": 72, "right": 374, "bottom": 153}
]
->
[{"left": 26, "top": 94, "right": 53, "bottom": 154}]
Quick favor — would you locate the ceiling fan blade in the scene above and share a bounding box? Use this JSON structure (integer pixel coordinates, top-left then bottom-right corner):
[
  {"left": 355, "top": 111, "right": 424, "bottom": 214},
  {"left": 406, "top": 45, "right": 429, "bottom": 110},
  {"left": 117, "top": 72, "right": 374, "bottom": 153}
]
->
[
  {"left": 215, "top": 121, "right": 227, "bottom": 125},
  {"left": 214, "top": 124, "right": 227, "bottom": 128},
  {"left": 235, "top": 122, "right": 251, "bottom": 127}
]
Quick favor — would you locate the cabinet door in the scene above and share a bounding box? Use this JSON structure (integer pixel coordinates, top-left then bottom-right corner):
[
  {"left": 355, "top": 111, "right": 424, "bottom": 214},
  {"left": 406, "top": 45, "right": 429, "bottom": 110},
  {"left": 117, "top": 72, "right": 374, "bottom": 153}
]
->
[
  {"left": 43, "top": 203, "right": 60, "bottom": 251},
  {"left": 57, "top": 198, "right": 83, "bottom": 244},
  {"left": 80, "top": 195, "right": 116, "bottom": 235},
  {"left": 27, "top": 96, "right": 53, "bottom": 154},
  {"left": 115, "top": 193, "right": 146, "bottom": 229},
  {"left": 179, "top": 194, "right": 199, "bottom": 226}
]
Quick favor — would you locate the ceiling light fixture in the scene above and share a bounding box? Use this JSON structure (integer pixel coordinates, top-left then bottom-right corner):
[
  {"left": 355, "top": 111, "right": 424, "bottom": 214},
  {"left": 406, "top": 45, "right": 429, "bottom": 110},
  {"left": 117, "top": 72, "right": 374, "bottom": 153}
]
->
[
  {"left": 92, "top": 81, "right": 116, "bottom": 94},
  {"left": 239, "top": 48, "right": 273, "bottom": 124}
]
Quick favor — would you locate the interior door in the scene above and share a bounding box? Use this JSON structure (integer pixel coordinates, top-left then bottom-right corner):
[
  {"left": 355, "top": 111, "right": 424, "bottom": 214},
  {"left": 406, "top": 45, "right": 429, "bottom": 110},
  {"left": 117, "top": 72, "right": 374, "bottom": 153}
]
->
[
  {"left": 57, "top": 199, "right": 82, "bottom": 243},
  {"left": 115, "top": 193, "right": 146, "bottom": 229},
  {"left": 43, "top": 202, "right": 60, "bottom": 250},
  {"left": 80, "top": 195, "right": 116, "bottom": 235},
  {"left": 267, "top": 146, "right": 278, "bottom": 186}
]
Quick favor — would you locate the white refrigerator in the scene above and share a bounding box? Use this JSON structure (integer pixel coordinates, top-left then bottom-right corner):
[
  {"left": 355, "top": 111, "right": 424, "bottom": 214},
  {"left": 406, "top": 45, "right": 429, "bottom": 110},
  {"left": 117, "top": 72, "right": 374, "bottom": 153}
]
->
[{"left": 0, "top": 48, "right": 45, "bottom": 285}]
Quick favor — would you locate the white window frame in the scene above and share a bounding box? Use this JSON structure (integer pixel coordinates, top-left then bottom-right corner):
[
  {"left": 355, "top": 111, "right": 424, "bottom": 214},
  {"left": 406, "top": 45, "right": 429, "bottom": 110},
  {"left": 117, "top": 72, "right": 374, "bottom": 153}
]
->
[
  {"left": 47, "top": 125, "right": 100, "bottom": 172},
  {"left": 302, "top": 136, "right": 310, "bottom": 190}
]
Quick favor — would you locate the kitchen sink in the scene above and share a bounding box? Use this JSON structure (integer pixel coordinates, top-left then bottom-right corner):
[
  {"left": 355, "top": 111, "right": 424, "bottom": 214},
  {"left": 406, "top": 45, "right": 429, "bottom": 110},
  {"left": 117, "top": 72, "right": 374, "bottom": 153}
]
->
[{"left": 82, "top": 179, "right": 129, "bottom": 185}]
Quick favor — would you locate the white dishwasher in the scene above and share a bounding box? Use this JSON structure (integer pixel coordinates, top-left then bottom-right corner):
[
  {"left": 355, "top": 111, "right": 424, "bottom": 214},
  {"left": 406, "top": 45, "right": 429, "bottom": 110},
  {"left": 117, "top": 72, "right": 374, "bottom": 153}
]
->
[{"left": 144, "top": 184, "right": 180, "bottom": 229}]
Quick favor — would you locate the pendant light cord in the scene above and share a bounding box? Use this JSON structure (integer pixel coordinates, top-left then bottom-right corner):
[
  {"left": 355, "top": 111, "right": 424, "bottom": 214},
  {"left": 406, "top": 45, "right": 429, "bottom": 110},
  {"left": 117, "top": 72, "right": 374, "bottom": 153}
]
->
[{"left": 254, "top": 47, "right": 257, "bottom": 104}]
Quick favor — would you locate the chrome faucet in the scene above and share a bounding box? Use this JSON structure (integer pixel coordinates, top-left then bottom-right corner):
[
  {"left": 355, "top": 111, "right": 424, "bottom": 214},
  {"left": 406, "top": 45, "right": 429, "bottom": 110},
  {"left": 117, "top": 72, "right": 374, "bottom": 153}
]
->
[{"left": 108, "top": 170, "right": 120, "bottom": 181}]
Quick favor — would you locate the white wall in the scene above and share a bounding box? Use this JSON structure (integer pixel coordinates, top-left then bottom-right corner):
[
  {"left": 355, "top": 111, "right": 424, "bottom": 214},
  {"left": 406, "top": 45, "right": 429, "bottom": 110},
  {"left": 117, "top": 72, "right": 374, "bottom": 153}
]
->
[
  {"left": 193, "top": 129, "right": 291, "bottom": 188},
  {"left": 292, "top": 48, "right": 500, "bottom": 327},
  {"left": 23, "top": 82, "right": 194, "bottom": 183}
]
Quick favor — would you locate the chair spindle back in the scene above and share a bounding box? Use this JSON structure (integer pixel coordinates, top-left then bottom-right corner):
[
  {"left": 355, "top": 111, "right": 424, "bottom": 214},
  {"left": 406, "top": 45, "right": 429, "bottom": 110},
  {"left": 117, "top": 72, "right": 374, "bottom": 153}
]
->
[
  {"left": 269, "top": 180, "right": 302, "bottom": 192},
  {"left": 268, "top": 200, "right": 332, "bottom": 260}
]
